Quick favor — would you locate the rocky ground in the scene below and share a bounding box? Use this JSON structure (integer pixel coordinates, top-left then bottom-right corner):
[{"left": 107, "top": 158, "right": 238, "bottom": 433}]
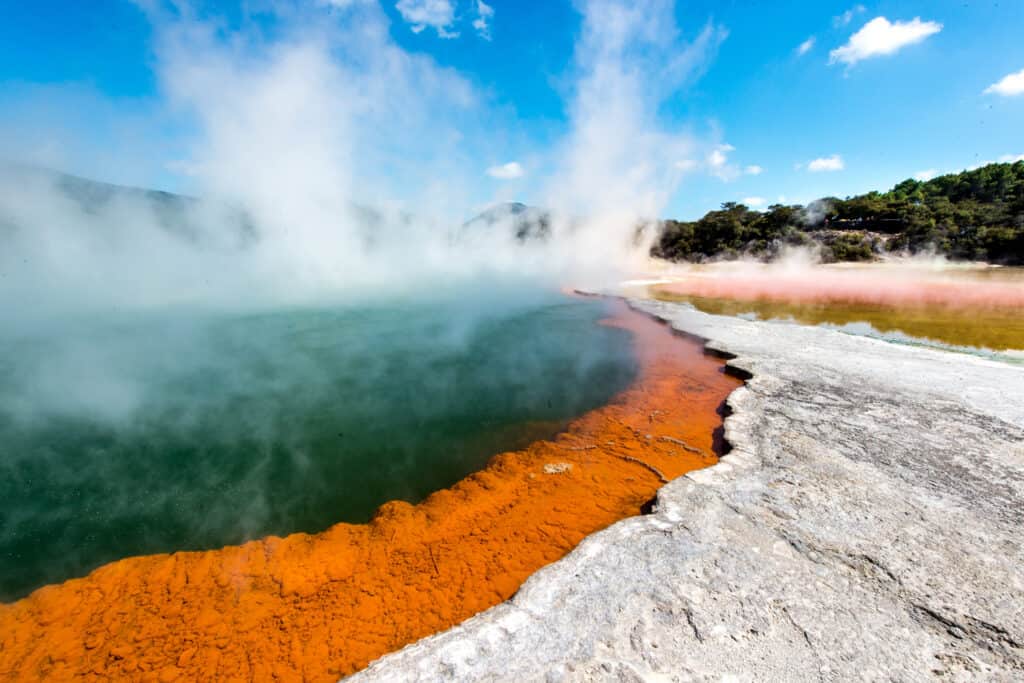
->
[{"left": 349, "top": 298, "right": 1024, "bottom": 682}]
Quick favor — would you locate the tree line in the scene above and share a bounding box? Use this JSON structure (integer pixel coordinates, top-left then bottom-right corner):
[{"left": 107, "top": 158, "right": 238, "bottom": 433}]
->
[{"left": 652, "top": 161, "right": 1024, "bottom": 265}]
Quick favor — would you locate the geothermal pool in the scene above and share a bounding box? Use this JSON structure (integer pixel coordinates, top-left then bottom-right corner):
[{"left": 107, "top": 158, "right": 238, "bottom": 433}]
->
[
  {"left": 0, "top": 300, "right": 739, "bottom": 681},
  {"left": 0, "top": 295, "right": 639, "bottom": 601},
  {"left": 646, "top": 262, "right": 1024, "bottom": 354}
]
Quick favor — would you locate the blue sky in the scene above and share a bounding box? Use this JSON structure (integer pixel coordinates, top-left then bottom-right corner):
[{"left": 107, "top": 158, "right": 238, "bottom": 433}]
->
[{"left": 1, "top": 0, "right": 1022, "bottom": 219}]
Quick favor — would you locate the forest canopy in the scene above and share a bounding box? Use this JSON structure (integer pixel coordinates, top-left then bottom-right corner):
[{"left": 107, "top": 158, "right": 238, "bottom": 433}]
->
[{"left": 653, "top": 162, "right": 1024, "bottom": 265}]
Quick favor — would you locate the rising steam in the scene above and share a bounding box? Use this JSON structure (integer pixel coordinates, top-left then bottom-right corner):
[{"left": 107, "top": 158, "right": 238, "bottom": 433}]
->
[{"left": 1, "top": 0, "right": 721, "bottom": 323}]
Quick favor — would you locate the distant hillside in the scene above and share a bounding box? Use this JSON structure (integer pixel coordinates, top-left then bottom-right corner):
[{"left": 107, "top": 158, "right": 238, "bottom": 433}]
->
[
  {"left": 0, "top": 162, "right": 260, "bottom": 247},
  {"left": 654, "top": 162, "right": 1024, "bottom": 265},
  {"left": 462, "top": 202, "right": 552, "bottom": 242},
  {"left": 2, "top": 164, "right": 530, "bottom": 251}
]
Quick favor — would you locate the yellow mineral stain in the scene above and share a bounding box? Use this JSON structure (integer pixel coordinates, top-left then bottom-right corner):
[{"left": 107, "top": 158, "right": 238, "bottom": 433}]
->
[{"left": 650, "top": 264, "right": 1024, "bottom": 351}]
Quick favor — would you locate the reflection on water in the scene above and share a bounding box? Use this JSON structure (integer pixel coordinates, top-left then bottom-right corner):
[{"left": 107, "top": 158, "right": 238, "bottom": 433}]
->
[{"left": 644, "top": 262, "right": 1024, "bottom": 353}]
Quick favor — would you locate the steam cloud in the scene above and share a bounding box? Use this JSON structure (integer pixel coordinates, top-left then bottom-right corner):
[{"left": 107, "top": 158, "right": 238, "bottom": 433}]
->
[
  {"left": 0, "top": 0, "right": 727, "bottom": 437},
  {"left": 1, "top": 0, "right": 722, "bottom": 324},
  {"left": 2, "top": 1, "right": 711, "bottom": 592},
  {"left": 0, "top": 0, "right": 733, "bottom": 441}
]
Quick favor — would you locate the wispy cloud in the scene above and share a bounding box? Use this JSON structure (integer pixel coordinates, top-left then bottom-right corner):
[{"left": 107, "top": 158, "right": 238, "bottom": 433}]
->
[
  {"left": 806, "top": 155, "right": 844, "bottom": 172},
  {"left": 165, "top": 159, "right": 203, "bottom": 177},
  {"left": 796, "top": 36, "right": 815, "bottom": 56},
  {"left": 708, "top": 144, "right": 733, "bottom": 168},
  {"left": 486, "top": 161, "right": 524, "bottom": 179},
  {"left": 833, "top": 4, "right": 866, "bottom": 28},
  {"left": 472, "top": 0, "right": 495, "bottom": 40},
  {"left": 967, "top": 155, "right": 1023, "bottom": 170},
  {"left": 913, "top": 169, "right": 937, "bottom": 181},
  {"left": 395, "top": 0, "right": 458, "bottom": 38},
  {"left": 676, "top": 146, "right": 759, "bottom": 181},
  {"left": 707, "top": 143, "right": 738, "bottom": 181},
  {"left": 830, "top": 17, "right": 942, "bottom": 66},
  {"left": 742, "top": 196, "right": 766, "bottom": 208},
  {"left": 984, "top": 68, "right": 1024, "bottom": 97}
]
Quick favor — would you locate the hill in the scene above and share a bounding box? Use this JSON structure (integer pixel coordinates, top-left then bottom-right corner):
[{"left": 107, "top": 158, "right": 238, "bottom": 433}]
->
[
  {"left": 461, "top": 202, "right": 552, "bottom": 241},
  {"left": 653, "top": 162, "right": 1024, "bottom": 265},
  {"left": 0, "top": 161, "right": 260, "bottom": 247}
]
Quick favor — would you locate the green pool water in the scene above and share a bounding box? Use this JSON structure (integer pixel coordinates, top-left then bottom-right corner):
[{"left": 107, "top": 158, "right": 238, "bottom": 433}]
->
[{"left": 0, "top": 295, "right": 637, "bottom": 601}]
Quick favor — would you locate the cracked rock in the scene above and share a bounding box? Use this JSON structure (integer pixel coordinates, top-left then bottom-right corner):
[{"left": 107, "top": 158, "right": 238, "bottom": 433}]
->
[{"left": 349, "top": 299, "right": 1024, "bottom": 682}]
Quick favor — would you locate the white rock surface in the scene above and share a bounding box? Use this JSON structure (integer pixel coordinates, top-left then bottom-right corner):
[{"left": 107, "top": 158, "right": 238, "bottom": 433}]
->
[{"left": 348, "top": 299, "right": 1024, "bottom": 682}]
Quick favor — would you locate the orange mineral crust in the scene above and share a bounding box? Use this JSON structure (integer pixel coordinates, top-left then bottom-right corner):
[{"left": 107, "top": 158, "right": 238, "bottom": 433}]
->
[{"left": 0, "top": 302, "right": 740, "bottom": 682}]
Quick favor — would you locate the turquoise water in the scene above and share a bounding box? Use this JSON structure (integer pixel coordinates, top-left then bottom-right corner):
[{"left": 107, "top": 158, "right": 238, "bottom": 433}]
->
[{"left": 0, "top": 296, "right": 637, "bottom": 600}]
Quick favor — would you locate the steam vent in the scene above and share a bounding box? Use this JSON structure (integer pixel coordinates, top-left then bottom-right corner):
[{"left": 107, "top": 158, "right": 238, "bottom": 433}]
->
[{"left": 0, "top": 303, "right": 740, "bottom": 680}]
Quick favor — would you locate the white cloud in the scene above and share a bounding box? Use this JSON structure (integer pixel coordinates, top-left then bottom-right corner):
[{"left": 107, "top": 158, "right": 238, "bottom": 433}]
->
[
  {"left": 486, "top": 161, "right": 524, "bottom": 179},
  {"left": 806, "top": 154, "right": 844, "bottom": 172},
  {"left": 913, "top": 169, "right": 937, "bottom": 181},
  {"left": 829, "top": 17, "right": 942, "bottom": 66},
  {"left": 472, "top": 0, "right": 494, "bottom": 40},
  {"left": 705, "top": 143, "right": 740, "bottom": 181},
  {"left": 671, "top": 154, "right": 756, "bottom": 180},
  {"left": 742, "top": 196, "right": 766, "bottom": 208},
  {"left": 973, "top": 155, "right": 1024, "bottom": 169},
  {"left": 395, "top": 0, "right": 458, "bottom": 37},
  {"left": 984, "top": 68, "right": 1024, "bottom": 97},
  {"left": 796, "top": 37, "right": 816, "bottom": 56},
  {"left": 833, "top": 5, "right": 866, "bottom": 28},
  {"left": 707, "top": 143, "right": 733, "bottom": 169}
]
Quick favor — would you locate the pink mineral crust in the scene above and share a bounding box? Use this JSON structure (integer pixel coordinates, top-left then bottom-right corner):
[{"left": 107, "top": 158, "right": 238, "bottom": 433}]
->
[{"left": 658, "top": 265, "right": 1024, "bottom": 311}]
